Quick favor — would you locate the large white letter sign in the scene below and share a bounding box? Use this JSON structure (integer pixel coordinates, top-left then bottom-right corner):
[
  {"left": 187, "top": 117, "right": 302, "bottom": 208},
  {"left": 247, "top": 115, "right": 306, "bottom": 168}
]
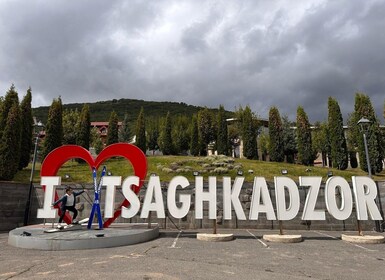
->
[
  {"left": 299, "top": 177, "right": 325, "bottom": 220},
  {"left": 352, "top": 176, "right": 382, "bottom": 220},
  {"left": 275, "top": 177, "right": 300, "bottom": 220},
  {"left": 195, "top": 176, "right": 217, "bottom": 219},
  {"left": 223, "top": 177, "right": 246, "bottom": 220},
  {"left": 121, "top": 176, "right": 141, "bottom": 219},
  {"left": 167, "top": 176, "right": 191, "bottom": 219},
  {"left": 103, "top": 176, "right": 122, "bottom": 218},
  {"left": 325, "top": 176, "right": 353, "bottom": 220},
  {"left": 140, "top": 176, "right": 165, "bottom": 218},
  {"left": 249, "top": 177, "right": 276, "bottom": 220},
  {"left": 37, "top": 176, "right": 61, "bottom": 219}
]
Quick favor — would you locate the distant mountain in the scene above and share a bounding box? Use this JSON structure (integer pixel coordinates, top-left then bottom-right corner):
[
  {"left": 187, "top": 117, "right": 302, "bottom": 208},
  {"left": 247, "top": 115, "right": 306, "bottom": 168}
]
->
[{"left": 32, "top": 98, "right": 234, "bottom": 124}]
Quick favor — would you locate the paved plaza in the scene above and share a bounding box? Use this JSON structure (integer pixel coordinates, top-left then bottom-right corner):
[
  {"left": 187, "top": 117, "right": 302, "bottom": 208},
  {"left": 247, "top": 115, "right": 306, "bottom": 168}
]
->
[{"left": 1, "top": 229, "right": 385, "bottom": 280}]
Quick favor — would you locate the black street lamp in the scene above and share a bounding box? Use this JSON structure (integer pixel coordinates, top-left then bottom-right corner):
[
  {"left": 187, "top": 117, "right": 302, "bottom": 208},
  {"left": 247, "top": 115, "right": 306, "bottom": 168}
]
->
[
  {"left": 357, "top": 117, "right": 384, "bottom": 232},
  {"left": 23, "top": 121, "right": 44, "bottom": 226}
]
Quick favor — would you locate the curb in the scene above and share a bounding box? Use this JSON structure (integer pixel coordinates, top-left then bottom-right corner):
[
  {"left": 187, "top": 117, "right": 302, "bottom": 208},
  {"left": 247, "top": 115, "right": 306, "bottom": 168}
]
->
[{"left": 263, "top": 234, "right": 303, "bottom": 243}]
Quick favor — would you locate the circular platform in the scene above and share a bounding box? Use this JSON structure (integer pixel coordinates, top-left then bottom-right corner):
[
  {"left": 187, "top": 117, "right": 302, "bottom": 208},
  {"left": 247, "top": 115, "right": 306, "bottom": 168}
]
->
[
  {"left": 196, "top": 233, "right": 234, "bottom": 242},
  {"left": 8, "top": 223, "right": 159, "bottom": 251},
  {"left": 263, "top": 234, "right": 303, "bottom": 243},
  {"left": 341, "top": 234, "right": 385, "bottom": 244}
]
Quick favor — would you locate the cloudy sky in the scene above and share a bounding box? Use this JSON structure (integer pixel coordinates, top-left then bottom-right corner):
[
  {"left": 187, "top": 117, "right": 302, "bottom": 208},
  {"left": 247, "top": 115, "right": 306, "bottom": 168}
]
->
[{"left": 1, "top": 0, "right": 384, "bottom": 122}]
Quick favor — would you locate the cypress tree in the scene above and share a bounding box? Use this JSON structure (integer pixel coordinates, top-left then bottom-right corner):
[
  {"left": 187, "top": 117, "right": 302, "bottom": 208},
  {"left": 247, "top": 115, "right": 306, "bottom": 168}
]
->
[
  {"left": 0, "top": 84, "right": 19, "bottom": 139},
  {"left": 62, "top": 109, "right": 79, "bottom": 145},
  {"left": 349, "top": 93, "right": 382, "bottom": 174},
  {"left": 216, "top": 105, "right": 229, "bottom": 155},
  {"left": 282, "top": 115, "right": 297, "bottom": 163},
  {"left": 198, "top": 108, "right": 214, "bottom": 156},
  {"left": 41, "top": 98, "right": 63, "bottom": 160},
  {"left": 312, "top": 122, "right": 330, "bottom": 167},
  {"left": 268, "top": 107, "right": 284, "bottom": 162},
  {"left": 119, "top": 113, "right": 131, "bottom": 142},
  {"left": 241, "top": 106, "right": 258, "bottom": 160},
  {"left": 90, "top": 127, "right": 104, "bottom": 154},
  {"left": 296, "top": 106, "right": 314, "bottom": 166},
  {"left": 173, "top": 116, "right": 190, "bottom": 155},
  {"left": 327, "top": 97, "right": 348, "bottom": 170},
  {"left": 18, "top": 87, "right": 33, "bottom": 170},
  {"left": 77, "top": 104, "right": 91, "bottom": 150},
  {"left": 147, "top": 120, "right": 159, "bottom": 155},
  {"left": 190, "top": 115, "right": 199, "bottom": 156},
  {"left": 135, "top": 107, "right": 146, "bottom": 153},
  {"left": 106, "top": 111, "right": 119, "bottom": 145},
  {"left": 160, "top": 112, "right": 173, "bottom": 155},
  {"left": 0, "top": 103, "right": 21, "bottom": 180}
]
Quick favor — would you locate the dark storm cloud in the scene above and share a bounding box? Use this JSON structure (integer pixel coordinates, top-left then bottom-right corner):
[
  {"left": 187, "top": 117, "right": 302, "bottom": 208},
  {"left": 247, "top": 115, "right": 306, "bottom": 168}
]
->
[{"left": 0, "top": 0, "right": 384, "bottom": 123}]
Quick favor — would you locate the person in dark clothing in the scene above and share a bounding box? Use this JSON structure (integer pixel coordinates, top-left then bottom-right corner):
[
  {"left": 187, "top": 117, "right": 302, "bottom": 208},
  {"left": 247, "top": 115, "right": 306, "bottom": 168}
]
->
[{"left": 52, "top": 186, "right": 85, "bottom": 229}]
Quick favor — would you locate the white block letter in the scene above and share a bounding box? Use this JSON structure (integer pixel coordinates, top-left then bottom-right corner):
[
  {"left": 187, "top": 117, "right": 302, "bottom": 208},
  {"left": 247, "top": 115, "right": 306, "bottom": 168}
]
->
[
  {"left": 300, "top": 177, "right": 325, "bottom": 220},
  {"left": 37, "top": 176, "right": 61, "bottom": 219},
  {"left": 167, "top": 176, "right": 191, "bottom": 219},
  {"left": 325, "top": 176, "right": 353, "bottom": 220},
  {"left": 122, "top": 176, "right": 141, "bottom": 219},
  {"left": 249, "top": 177, "right": 276, "bottom": 220},
  {"left": 275, "top": 177, "right": 300, "bottom": 220},
  {"left": 141, "top": 176, "right": 165, "bottom": 218},
  {"left": 103, "top": 176, "right": 121, "bottom": 218},
  {"left": 223, "top": 177, "right": 246, "bottom": 220},
  {"left": 352, "top": 176, "right": 382, "bottom": 220},
  {"left": 195, "top": 176, "right": 217, "bottom": 219}
]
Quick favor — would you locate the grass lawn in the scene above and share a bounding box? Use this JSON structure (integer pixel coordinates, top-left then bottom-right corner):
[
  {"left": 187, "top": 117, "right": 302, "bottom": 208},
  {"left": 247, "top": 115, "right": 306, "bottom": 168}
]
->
[{"left": 12, "top": 155, "right": 385, "bottom": 185}]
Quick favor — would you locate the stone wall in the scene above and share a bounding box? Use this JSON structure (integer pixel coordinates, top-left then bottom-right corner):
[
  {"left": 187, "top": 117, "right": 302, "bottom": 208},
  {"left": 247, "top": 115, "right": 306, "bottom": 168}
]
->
[
  {"left": 0, "top": 182, "right": 43, "bottom": 232},
  {"left": 2, "top": 180, "right": 384, "bottom": 232}
]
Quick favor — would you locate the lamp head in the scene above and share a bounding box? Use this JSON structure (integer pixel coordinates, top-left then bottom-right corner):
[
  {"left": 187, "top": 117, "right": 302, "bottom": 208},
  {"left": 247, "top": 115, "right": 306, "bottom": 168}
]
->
[{"left": 357, "top": 117, "right": 371, "bottom": 133}]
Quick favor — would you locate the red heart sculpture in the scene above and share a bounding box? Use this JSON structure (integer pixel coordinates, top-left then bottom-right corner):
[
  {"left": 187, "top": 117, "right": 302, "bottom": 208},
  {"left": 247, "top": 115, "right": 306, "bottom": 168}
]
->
[{"left": 40, "top": 143, "right": 147, "bottom": 228}]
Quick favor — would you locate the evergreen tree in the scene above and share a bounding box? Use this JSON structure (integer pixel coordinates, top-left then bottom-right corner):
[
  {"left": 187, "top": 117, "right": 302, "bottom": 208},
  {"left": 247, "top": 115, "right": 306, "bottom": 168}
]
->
[
  {"left": 281, "top": 115, "right": 297, "bottom": 163},
  {"left": 160, "top": 112, "right": 173, "bottom": 155},
  {"left": 106, "top": 111, "right": 119, "bottom": 145},
  {"left": 312, "top": 122, "right": 330, "bottom": 167},
  {"left": 62, "top": 109, "right": 80, "bottom": 145},
  {"left": 190, "top": 115, "right": 199, "bottom": 156},
  {"left": 216, "top": 105, "right": 229, "bottom": 155},
  {"left": 258, "top": 131, "right": 269, "bottom": 161},
  {"left": 0, "top": 103, "right": 21, "bottom": 180},
  {"left": 328, "top": 97, "right": 348, "bottom": 170},
  {"left": 41, "top": 98, "right": 63, "bottom": 160},
  {"left": 119, "top": 113, "right": 131, "bottom": 142},
  {"left": 198, "top": 108, "right": 214, "bottom": 156},
  {"left": 173, "top": 115, "right": 190, "bottom": 155},
  {"left": 268, "top": 107, "right": 284, "bottom": 162},
  {"left": 90, "top": 127, "right": 104, "bottom": 154},
  {"left": 240, "top": 106, "right": 258, "bottom": 159},
  {"left": 0, "top": 84, "right": 19, "bottom": 139},
  {"left": 348, "top": 93, "right": 383, "bottom": 174},
  {"left": 296, "top": 106, "right": 314, "bottom": 166},
  {"left": 135, "top": 107, "right": 146, "bottom": 153},
  {"left": 147, "top": 119, "right": 159, "bottom": 155},
  {"left": 77, "top": 104, "right": 91, "bottom": 150},
  {"left": 18, "top": 87, "right": 33, "bottom": 170}
]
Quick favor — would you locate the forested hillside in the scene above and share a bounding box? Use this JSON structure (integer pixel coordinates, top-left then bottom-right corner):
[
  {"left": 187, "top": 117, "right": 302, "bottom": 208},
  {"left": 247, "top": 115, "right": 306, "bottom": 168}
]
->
[{"left": 32, "top": 98, "right": 234, "bottom": 123}]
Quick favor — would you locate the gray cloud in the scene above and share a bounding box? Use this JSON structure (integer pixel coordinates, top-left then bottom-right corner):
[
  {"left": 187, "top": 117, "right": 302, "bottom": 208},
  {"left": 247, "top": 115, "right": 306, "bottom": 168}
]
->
[{"left": 1, "top": 0, "right": 384, "bottom": 123}]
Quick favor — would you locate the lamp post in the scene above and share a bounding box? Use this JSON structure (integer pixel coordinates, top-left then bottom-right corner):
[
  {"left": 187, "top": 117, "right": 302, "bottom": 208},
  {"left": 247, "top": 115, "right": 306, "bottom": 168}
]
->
[
  {"left": 23, "top": 121, "right": 44, "bottom": 226},
  {"left": 357, "top": 117, "right": 383, "bottom": 232}
]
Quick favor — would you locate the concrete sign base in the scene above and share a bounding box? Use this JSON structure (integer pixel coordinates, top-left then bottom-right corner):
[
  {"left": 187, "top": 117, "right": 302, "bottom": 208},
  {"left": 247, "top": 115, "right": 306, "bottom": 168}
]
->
[
  {"left": 8, "top": 223, "right": 159, "bottom": 250},
  {"left": 341, "top": 234, "right": 385, "bottom": 244},
  {"left": 263, "top": 234, "right": 303, "bottom": 243},
  {"left": 196, "top": 233, "right": 234, "bottom": 242}
]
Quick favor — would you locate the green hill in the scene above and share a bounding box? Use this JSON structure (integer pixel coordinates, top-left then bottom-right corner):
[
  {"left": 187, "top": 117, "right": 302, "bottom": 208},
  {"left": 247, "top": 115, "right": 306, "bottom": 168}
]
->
[{"left": 32, "top": 98, "right": 234, "bottom": 123}]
